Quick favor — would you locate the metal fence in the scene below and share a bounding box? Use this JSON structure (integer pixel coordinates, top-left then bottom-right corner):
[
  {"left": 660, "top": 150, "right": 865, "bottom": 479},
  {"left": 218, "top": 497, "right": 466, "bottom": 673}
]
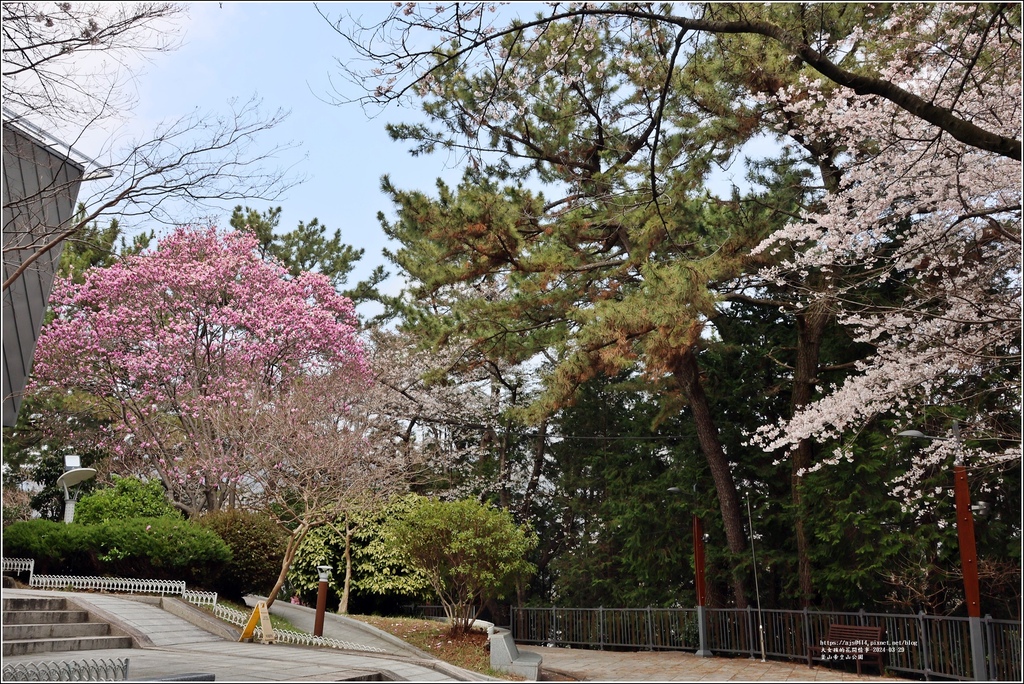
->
[
  {"left": 509, "top": 606, "right": 701, "bottom": 651},
  {"left": 212, "top": 602, "right": 387, "bottom": 653},
  {"left": 510, "top": 606, "right": 1023, "bottom": 681},
  {"left": 2, "top": 557, "right": 35, "bottom": 576},
  {"left": 30, "top": 575, "right": 187, "bottom": 596},
  {"left": 1, "top": 657, "right": 130, "bottom": 681}
]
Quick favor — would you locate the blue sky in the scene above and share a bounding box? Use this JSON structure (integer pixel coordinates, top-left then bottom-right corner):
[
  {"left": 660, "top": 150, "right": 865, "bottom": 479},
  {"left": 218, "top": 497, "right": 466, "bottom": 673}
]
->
[
  {"left": 81, "top": 2, "right": 474, "bottom": 309},
  {"left": 74, "top": 2, "right": 767, "bottom": 316}
]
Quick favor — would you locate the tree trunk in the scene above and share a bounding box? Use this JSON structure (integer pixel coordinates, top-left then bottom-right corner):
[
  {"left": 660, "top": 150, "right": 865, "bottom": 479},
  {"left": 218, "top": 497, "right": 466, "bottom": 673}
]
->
[
  {"left": 518, "top": 418, "right": 548, "bottom": 518},
  {"left": 339, "top": 521, "right": 353, "bottom": 614},
  {"left": 790, "top": 300, "right": 829, "bottom": 607},
  {"left": 265, "top": 523, "right": 309, "bottom": 609},
  {"left": 671, "top": 346, "right": 749, "bottom": 608},
  {"left": 204, "top": 486, "right": 220, "bottom": 515}
]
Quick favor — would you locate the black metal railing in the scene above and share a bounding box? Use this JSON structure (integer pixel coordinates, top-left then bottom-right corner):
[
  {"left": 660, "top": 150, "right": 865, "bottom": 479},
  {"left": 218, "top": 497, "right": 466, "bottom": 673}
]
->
[
  {"left": 507, "top": 605, "right": 1022, "bottom": 681},
  {"left": 987, "top": 618, "right": 1023, "bottom": 681}
]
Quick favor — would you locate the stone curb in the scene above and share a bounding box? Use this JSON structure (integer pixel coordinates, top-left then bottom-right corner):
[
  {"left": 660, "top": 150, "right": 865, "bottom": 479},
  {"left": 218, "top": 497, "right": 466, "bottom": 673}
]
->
[
  {"left": 157, "top": 597, "right": 241, "bottom": 642},
  {"left": 62, "top": 593, "right": 155, "bottom": 649}
]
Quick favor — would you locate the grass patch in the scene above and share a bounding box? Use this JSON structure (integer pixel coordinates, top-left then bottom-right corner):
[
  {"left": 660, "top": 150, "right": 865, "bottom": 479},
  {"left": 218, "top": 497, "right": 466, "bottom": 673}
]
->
[{"left": 348, "top": 615, "right": 523, "bottom": 680}]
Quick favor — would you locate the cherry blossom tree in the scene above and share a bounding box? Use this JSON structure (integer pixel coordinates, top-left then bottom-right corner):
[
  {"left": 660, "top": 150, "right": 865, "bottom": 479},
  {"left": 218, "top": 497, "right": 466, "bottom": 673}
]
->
[
  {"left": 363, "top": 326, "right": 541, "bottom": 505},
  {"left": 2, "top": 2, "right": 185, "bottom": 130},
  {"left": 203, "top": 367, "right": 409, "bottom": 607},
  {"left": 749, "top": 6, "right": 1021, "bottom": 489},
  {"left": 30, "top": 225, "right": 369, "bottom": 516}
]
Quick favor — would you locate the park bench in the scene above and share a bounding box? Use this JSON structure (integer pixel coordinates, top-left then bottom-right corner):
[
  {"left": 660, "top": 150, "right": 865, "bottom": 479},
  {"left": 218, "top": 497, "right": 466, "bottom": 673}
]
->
[
  {"left": 809, "top": 623, "right": 886, "bottom": 675},
  {"left": 488, "top": 626, "right": 542, "bottom": 680}
]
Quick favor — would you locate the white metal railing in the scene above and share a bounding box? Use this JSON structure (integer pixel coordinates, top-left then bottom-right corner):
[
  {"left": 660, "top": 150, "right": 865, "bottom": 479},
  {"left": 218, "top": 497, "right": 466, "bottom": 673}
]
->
[
  {"left": 212, "top": 602, "right": 386, "bottom": 653},
  {"left": 211, "top": 601, "right": 252, "bottom": 626},
  {"left": 3, "top": 557, "right": 35, "bottom": 574},
  {"left": 24, "top": 571, "right": 386, "bottom": 655},
  {"left": 182, "top": 590, "right": 218, "bottom": 607},
  {"left": 2, "top": 657, "right": 130, "bottom": 681},
  {"left": 272, "top": 627, "right": 387, "bottom": 652},
  {"left": 30, "top": 574, "right": 187, "bottom": 595}
]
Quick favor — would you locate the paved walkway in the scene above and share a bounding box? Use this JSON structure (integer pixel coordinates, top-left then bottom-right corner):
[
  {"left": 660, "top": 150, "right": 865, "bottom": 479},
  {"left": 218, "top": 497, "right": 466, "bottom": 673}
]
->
[
  {"left": 519, "top": 645, "right": 901, "bottom": 681},
  {"left": 2, "top": 588, "right": 907, "bottom": 682},
  {"left": 2, "top": 589, "right": 479, "bottom": 681}
]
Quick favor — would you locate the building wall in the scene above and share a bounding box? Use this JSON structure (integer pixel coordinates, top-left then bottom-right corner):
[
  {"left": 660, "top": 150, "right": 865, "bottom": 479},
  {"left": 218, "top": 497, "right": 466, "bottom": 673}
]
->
[{"left": 2, "top": 122, "right": 85, "bottom": 426}]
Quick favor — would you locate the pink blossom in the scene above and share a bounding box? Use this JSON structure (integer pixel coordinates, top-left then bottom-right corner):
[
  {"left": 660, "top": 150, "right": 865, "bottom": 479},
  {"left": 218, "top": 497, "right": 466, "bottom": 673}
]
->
[{"left": 32, "top": 226, "right": 371, "bottom": 514}]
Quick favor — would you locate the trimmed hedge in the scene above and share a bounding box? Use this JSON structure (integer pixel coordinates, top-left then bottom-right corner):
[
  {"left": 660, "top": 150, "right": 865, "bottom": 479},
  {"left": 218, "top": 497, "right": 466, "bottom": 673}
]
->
[
  {"left": 2, "top": 518, "right": 95, "bottom": 571},
  {"left": 2, "top": 517, "right": 231, "bottom": 589},
  {"left": 75, "top": 476, "right": 181, "bottom": 525},
  {"left": 197, "top": 509, "right": 286, "bottom": 601}
]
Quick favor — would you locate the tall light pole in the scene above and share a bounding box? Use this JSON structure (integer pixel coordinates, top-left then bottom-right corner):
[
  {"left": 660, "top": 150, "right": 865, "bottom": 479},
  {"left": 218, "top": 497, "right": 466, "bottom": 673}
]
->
[
  {"left": 898, "top": 422, "right": 985, "bottom": 680},
  {"left": 668, "top": 486, "right": 711, "bottom": 657}
]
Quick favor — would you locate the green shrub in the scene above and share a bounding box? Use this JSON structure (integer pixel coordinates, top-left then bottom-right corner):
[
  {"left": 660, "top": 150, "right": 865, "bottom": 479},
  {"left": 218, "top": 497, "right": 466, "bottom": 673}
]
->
[
  {"left": 75, "top": 476, "right": 181, "bottom": 525},
  {"left": 92, "top": 517, "right": 231, "bottom": 587},
  {"left": 2, "top": 517, "right": 231, "bottom": 589},
  {"left": 2, "top": 519, "right": 97, "bottom": 574},
  {"left": 390, "top": 496, "right": 537, "bottom": 635},
  {"left": 197, "top": 509, "right": 286, "bottom": 601}
]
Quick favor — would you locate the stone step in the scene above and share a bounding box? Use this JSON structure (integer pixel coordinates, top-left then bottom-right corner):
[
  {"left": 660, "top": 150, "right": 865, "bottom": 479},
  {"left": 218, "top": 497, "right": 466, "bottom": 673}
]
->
[
  {"left": 2, "top": 608, "right": 91, "bottom": 624},
  {"left": 2, "top": 596, "right": 68, "bottom": 611},
  {"left": 3, "top": 634, "right": 134, "bottom": 657},
  {"left": 2, "top": 594, "right": 134, "bottom": 658},
  {"left": 4, "top": 621, "right": 113, "bottom": 640}
]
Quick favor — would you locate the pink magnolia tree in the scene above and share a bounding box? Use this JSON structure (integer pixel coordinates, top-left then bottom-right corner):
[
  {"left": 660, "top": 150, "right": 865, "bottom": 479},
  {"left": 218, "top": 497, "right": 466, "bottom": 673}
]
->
[
  {"left": 750, "top": 5, "right": 1021, "bottom": 495},
  {"left": 31, "top": 225, "right": 369, "bottom": 516}
]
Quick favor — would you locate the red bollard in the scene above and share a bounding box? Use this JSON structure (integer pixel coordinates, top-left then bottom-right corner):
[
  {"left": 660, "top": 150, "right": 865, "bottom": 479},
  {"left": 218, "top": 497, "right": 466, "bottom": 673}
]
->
[{"left": 314, "top": 565, "right": 332, "bottom": 637}]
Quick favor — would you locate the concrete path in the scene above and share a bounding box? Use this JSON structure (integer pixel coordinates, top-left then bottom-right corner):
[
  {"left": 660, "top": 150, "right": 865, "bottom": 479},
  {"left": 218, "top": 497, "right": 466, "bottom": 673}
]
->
[
  {"left": 2, "top": 588, "right": 911, "bottom": 682},
  {"left": 1, "top": 589, "right": 481, "bottom": 681},
  {"left": 520, "top": 645, "right": 905, "bottom": 681}
]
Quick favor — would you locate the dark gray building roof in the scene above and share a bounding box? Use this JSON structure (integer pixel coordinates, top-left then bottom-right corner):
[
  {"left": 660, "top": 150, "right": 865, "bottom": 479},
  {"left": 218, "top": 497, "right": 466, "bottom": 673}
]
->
[{"left": 3, "top": 117, "right": 87, "bottom": 426}]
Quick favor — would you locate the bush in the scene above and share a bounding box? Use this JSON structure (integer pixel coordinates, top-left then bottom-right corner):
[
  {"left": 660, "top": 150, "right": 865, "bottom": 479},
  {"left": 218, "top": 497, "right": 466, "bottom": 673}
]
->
[
  {"left": 390, "top": 496, "right": 537, "bottom": 635},
  {"left": 75, "top": 476, "right": 181, "bottom": 525},
  {"left": 93, "top": 517, "right": 231, "bottom": 587},
  {"left": 197, "top": 509, "right": 286, "bottom": 601},
  {"left": 2, "top": 519, "right": 95, "bottom": 573},
  {"left": 2, "top": 517, "right": 231, "bottom": 589}
]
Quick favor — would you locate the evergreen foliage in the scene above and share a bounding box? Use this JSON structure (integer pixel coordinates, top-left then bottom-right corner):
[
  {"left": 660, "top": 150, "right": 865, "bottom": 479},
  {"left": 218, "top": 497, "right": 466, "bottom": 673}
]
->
[
  {"left": 74, "top": 476, "right": 181, "bottom": 525},
  {"left": 2, "top": 517, "right": 231, "bottom": 588},
  {"left": 197, "top": 508, "right": 288, "bottom": 602},
  {"left": 287, "top": 496, "right": 432, "bottom": 609}
]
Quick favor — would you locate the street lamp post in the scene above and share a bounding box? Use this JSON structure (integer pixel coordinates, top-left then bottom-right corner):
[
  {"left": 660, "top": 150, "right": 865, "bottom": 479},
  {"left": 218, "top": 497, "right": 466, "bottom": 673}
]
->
[
  {"left": 898, "top": 423, "right": 986, "bottom": 680},
  {"left": 314, "top": 565, "right": 332, "bottom": 637},
  {"left": 55, "top": 454, "right": 96, "bottom": 524},
  {"left": 669, "top": 487, "right": 711, "bottom": 657}
]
